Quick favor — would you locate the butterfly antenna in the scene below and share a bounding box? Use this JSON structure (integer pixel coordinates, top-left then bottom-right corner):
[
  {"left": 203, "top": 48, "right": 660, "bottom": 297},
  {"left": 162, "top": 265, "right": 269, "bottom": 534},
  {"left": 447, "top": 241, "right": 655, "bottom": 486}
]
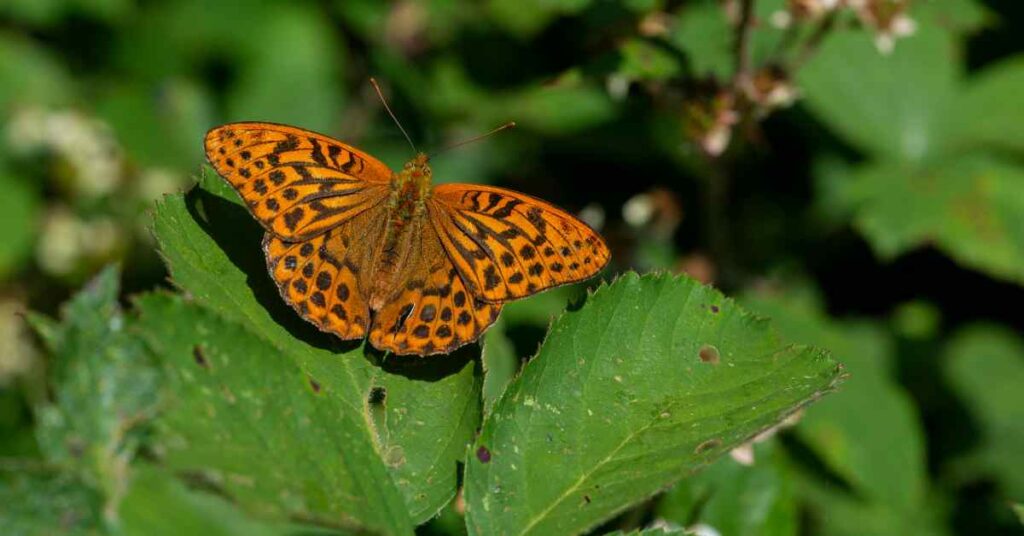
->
[
  {"left": 429, "top": 121, "right": 516, "bottom": 159},
  {"left": 370, "top": 78, "right": 417, "bottom": 153}
]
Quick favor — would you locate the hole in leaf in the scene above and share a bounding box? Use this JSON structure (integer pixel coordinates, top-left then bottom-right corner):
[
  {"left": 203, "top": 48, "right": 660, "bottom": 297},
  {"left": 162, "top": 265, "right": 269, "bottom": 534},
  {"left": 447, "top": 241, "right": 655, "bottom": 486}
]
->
[{"left": 368, "top": 386, "right": 387, "bottom": 405}]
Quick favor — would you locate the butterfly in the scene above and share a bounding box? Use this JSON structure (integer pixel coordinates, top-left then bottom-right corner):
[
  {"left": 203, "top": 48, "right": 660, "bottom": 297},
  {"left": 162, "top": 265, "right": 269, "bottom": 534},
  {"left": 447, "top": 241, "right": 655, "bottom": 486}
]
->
[{"left": 204, "top": 121, "right": 610, "bottom": 356}]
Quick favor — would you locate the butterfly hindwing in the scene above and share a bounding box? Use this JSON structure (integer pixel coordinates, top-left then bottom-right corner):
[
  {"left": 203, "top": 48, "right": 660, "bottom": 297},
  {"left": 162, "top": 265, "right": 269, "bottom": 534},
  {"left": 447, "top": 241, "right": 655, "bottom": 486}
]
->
[
  {"left": 428, "top": 184, "right": 610, "bottom": 303},
  {"left": 368, "top": 221, "right": 501, "bottom": 355},
  {"left": 263, "top": 205, "right": 387, "bottom": 340},
  {"left": 205, "top": 122, "right": 392, "bottom": 240}
]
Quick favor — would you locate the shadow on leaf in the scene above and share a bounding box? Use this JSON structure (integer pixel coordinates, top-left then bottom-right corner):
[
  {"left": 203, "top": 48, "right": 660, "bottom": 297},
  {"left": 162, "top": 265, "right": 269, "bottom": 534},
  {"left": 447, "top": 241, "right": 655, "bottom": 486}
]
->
[
  {"left": 183, "top": 181, "right": 476, "bottom": 382},
  {"left": 184, "top": 184, "right": 360, "bottom": 354}
]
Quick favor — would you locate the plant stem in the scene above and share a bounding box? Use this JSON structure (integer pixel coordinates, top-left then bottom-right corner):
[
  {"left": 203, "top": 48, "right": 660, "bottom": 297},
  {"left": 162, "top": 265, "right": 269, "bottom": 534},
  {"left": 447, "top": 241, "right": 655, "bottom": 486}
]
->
[{"left": 733, "top": 0, "right": 757, "bottom": 90}]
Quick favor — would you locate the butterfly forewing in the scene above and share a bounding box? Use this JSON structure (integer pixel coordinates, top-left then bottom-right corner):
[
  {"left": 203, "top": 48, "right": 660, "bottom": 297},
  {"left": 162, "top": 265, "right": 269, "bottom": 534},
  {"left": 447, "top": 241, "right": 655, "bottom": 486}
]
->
[
  {"left": 205, "top": 122, "right": 391, "bottom": 240},
  {"left": 428, "top": 185, "right": 610, "bottom": 303}
]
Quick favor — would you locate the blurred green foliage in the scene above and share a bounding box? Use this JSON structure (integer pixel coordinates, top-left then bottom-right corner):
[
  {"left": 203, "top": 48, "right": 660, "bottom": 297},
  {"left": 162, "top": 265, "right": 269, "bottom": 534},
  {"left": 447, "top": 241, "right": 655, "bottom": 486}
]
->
[{"left": 1, "top": 0, "right": 1023, "bottom": 534}]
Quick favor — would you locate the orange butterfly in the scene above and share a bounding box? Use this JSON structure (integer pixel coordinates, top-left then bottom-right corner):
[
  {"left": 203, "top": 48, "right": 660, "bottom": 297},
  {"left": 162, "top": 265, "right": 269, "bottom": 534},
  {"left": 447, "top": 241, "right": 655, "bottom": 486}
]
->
[{"left": 204, "top": 117, "right": 609, "bottom": 356}]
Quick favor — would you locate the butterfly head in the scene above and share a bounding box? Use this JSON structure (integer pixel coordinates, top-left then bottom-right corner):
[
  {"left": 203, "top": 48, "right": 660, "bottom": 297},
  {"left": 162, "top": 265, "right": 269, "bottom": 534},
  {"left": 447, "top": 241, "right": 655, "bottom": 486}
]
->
[{"left": 402, "top": 152, "right": 433, "bottom": 186}]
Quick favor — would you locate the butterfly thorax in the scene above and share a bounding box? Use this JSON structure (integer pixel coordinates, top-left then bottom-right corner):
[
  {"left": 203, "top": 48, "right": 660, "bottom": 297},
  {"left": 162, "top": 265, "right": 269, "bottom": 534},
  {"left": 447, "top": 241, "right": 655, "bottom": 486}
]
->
[{"left": 369, "top": 153, "right": 434, "bottom": 310}]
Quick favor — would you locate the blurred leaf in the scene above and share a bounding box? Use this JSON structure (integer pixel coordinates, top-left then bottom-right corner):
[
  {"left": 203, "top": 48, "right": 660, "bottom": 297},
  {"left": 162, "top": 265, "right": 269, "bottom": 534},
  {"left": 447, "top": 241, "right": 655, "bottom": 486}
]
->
[
  {"left": 332, "top": 0, "right": 390, "bottom": 41},
  {"left": 944, "top": 325, "right": 1024, "bottom": 499},
  {"left": 952, "top": 57, "right": 1024, "bottom": 153},
  {"left": 227, "top": 4, "right": 347, "bottom": 133},
  {"left": 891, "top": 301, "right": 942, "bottom": 340},
  {"left": 136, "top": 293, "right": 411, "bottom": 533},
  {"left": 150, "top": 170, "right": 482, "bottom": 525},
  {"left": 29, "top": 266, "right": 159, "bottom": 512},
  {"left": 656, "top": 441, "right": 797, "bottom": 536},
  {"left": 0, "top": 0, "right": 64, "bottom": 26},
  {"left": 798, "top": 25, "right": 958, "bottom": 163},
  {"left": 915, "top": 0, "right": 992, "bottom": 34},
  {"left": 500, "top": 284, "right": 583, "bottom": 326},
  {"left": 0, "top": 33, "right": 74, "bottom": 112},
  {"left": 94, "top": 79, "right": 212, "bottom": 171},
  {"left": 618, "top": 38, "right": 683, "bottom": 82},
  {"left": 743, "top": 285, "right": 941, "bottom": 536},
  {"left": 0, "top": 471, "right": 102, "bottom": 535},
  {"left": 119, "top": 465, "right": 297, "bottom": 536},
  {"left": 497, "top": 76, "right": 617, "bottom": 134},
  {"left": 606, "top": 530, "right": 687, "bottom": 536},
  {"left": 839, "top": 155, "right": 1024, "bottom": 285},
  {"left": 481, "top": 320, "right": 518, "bottom": 416},
  {"left": 430, "top": 62, "right": 616, "bottom": 134},
  {"left": 0, "top": 0, "right": 130, "bottom": 25},
  {"left": 0, "top": 171, "right": 40, "bottom": 280},
  {"left": 486, "top": 0, "right": 591, "bottom": 38},
  {"left": 670, "top": 0, "right": 732, "bottom": 80},
  {"left": 465, "top": 273, "right": 842, "bottom": 535}
]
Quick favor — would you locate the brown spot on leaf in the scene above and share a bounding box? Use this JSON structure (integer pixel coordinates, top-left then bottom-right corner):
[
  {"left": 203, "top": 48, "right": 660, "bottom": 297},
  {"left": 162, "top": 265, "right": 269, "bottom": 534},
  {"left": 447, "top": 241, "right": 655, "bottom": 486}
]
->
[
  {"left": 699, "top": 344, "right": 720, "bottom": 364},
  {"left": 192, "top": 346, "right": 208, "bottom": 368},
  {"left": 476, "top": 445, "right": 491, "bottom": 463},
  {"left": 695, "top": 438, "right": 721, "bottom": 454}
]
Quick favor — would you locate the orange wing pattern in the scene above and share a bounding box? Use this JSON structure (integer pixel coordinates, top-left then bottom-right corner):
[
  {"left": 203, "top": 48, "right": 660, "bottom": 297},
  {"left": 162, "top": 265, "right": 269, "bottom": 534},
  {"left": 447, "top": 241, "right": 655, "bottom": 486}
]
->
[
  {"left": 368, "top": 221, "right": 501, "bottom": 355},
  {"left": 205, "top": 122, "right": 392, "bottom": 240},
  {"left": 263, "top": 205, "right": 388, "bottom": 341},
  {"left": 428, "top": 185, "right": 610, "bottom": 303}
]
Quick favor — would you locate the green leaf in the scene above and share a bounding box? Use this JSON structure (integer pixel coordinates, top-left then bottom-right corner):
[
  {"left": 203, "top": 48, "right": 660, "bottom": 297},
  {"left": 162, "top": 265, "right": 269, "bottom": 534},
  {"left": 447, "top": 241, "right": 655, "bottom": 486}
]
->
[
  {"left": 952, "top": 56, "right": 1024, "bottom": 153},
  {"left": 464, "top": 273, "right": 842, "bottom": 535},
  {"left": 838, "top": 155, "right": 1024, "bottom": 285},
  {"left": 618, "top": 38, "right": 683, "bottom": 82},
  {"left": 0, "top": 471, "right": 102, "bottom": 535},
  {"left": 94, "top": 79, "right": 212, "bottom": 171},
  {"left": 150, "top": 171, "right": 482, "bottom": 526},
  {"left": 482, "top": 320, "right": 519, "bottom": 416},
  {"left": 944, "top": 325, "right": 1024, "bottom": 499},
  {"left": 119, "top": 465, "right": 298, "bottom": 536},
  {"left": 670, "top": 0, "right": 732, "bottom": 80},
  {"left": 656, "top": 441, "right": 797, "bottom": 536},
  {"left": 226, "top": 4, "right": 347, "bottom": 133},
  {"left": 798, "top": 24, "right": 959, "bottom": 163},
  {"left": 915, "top": 0, "right": 992, "bottom": 34},
  {"left": 0, "top": 32, "right": 74, "bottom": 112},
  {"left": 605, "top": 529, "right": 687, "bottom": 536},
  {"left": 0, "top": 171, "right": 40, "bottom": 281},
  {"left": 29, "top": 266, "right": 159, "bottom": 512},
  {"left": 498, "top": 77, "right": 617, "bottom": 135},
  {"left": 742, "top": 284, "right": 940, "bottom": 535},
  {"left": 135, "top": 292, "right": 412, "bottom": 534}
]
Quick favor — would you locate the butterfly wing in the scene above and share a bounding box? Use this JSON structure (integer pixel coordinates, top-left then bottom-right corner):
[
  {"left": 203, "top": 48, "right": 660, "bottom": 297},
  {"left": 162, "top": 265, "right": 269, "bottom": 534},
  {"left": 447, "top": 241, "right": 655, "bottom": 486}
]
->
[
  {"left": 205, "top": 122, "right": 392, "bottom": 240},
  {"left": 428, "top": 184, "right": 610, "bottom": 303},
  {"left": 368, "top": 220, "right": 501, "bottom": 356},
  {"left": 263, "top": 203, "right": 388, "bottom": 340}
]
